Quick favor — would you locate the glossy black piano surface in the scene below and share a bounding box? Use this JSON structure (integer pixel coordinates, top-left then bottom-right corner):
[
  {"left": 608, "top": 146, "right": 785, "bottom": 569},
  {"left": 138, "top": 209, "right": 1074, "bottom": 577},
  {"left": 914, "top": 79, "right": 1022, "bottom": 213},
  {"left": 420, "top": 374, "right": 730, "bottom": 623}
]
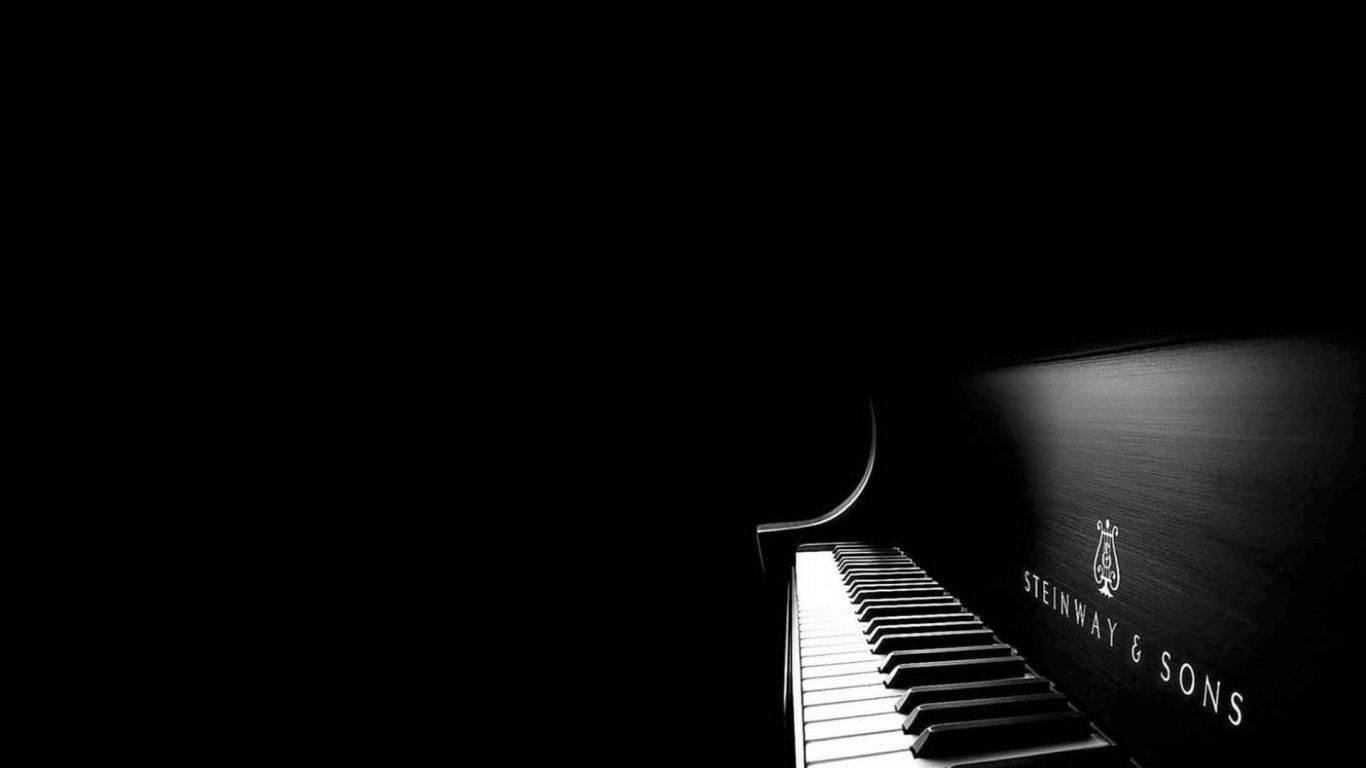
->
[{"left": 743, "top": 330, "right": 1365, "bottom": 767}]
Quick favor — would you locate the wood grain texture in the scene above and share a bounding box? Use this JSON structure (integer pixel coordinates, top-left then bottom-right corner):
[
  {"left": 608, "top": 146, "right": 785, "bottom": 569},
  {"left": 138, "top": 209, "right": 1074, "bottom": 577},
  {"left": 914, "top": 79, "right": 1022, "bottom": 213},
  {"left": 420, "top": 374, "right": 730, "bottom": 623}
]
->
[{"left": 891, "top": 338, "right": 1364, "bottom": 766}]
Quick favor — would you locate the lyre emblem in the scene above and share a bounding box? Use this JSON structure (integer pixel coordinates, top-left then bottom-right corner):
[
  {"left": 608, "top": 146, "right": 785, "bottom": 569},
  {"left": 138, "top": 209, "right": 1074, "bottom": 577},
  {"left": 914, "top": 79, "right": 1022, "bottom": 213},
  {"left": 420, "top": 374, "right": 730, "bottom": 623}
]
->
[{"left": 1093, "top": 519, "right": 1120, "bottom": 598}]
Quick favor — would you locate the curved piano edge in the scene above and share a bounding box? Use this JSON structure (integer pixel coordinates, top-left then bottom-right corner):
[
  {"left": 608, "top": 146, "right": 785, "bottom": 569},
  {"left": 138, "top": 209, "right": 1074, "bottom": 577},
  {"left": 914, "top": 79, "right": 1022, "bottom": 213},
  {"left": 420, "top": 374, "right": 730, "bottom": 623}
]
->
[{"left": 754, "top": 399, "right": 877, "bottom": 577}]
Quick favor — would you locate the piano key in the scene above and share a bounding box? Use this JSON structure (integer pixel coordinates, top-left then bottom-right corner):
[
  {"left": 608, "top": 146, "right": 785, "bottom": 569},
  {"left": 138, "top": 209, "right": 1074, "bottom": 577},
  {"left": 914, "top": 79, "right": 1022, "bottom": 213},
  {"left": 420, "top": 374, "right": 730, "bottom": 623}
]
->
[
  {"left": 802, "top": 630, "right": 867, "bottom": 640},
  {"left": 896, "top": 676, "right": 1052, "bottom": 714},
  {"left": 805, "top": 697, "right": 902, "bottom": 722},
  {"left": 860, "top": 601, "right": 963, "bottom": 620},
  {"left": 850, "top": 582, "right": 938, "bottom": 597},
  {"left": 879, "top": 644, "right": 1016, "bottom": 674},
  {"left": 804, "top": 672, "right": 887, "bottom": 691},
  {"left": 946, "top": 744, "right": 1132, "bottom": 767},
  {"left": 853, "top": 587, "right": 947, "bottom": 604},
  {"left": 885, "top": 656, "right": 1028, "bottom": 688},
  {"left": 910, "top": 710, "right": 1092, "bottom": 758},
  {"left": 804, "top": 651, "right": 884, "bottom": 667},
  {"left": 793, "top": 753, "right": 915, "bottom": 768},
  {"left": 844, "top": 575, "right": 929, "bottom": 587},
  {"left": 805, "top": 731, "right": 916, "bottom": 763},
  {"left": 801, "top": 617, "right": 864, "bottom": 628},
  {"left": 797, "top": 639, "right": 874, "bottom": 650},
  {"left": 805, "top": 624, "right": 864, "bottom": 633},
  {"left": 834, "top": 545, "right": 902, "bottom": 554},
  {"left": 804, "top": 660, "right": 884, "bottom": 679},
  {"left": 807, "top": 635, "right": 878, "bottom": 649},
  {"left": 835, "top": 556, "right": 907, "bottom": 566},
  {"left": 865, "top": 614, "right": 977, "bottom": 638},
  {"left": 903, "top": 692, "right": 1071, "bottom": 734},
  {"left": 806, "top": 712, "right": 908, "bottom": 740},
  {"left": 842, "top": 564, "right": 922, "bottom": 573},
  {"left": 802, "top": 625, "right": 864, "bottom": 636},
  {"left": 844, "top": 572, "right": 927, "bottom": 584},
  {"left": 849, "top": 579, "right": 936, "bottom": 595},
  {"left": 837, "top": 552, "right": 908, "bottom": 560},
  {"left": 839, "top": 559, "right": 913, "bottom": 572},
  {"left": 841, "top": 560, "right": 928, "bottom": 571},
  {"left": 806, "top": 742, "right": 1118, "bottom": 768},
  {"left": 841, "top": 565, "right": 921, "bottom": 573},
  {"left": 855, "top": 594, "right": 954, "bottom": 605},
  {"left": 805, "top": 684, "right": 904, "bottom": 705},
  {"left": 872, "top": 628, "right": 997, "bottom": 655}
]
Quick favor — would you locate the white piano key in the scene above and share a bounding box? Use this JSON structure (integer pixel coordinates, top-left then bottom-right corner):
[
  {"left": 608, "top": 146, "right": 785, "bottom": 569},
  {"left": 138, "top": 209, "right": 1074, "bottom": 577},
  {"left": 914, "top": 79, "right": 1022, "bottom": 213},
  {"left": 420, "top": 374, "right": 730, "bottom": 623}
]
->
[
  {"left": 803, "top": 651, "right": 877, "bottom": 666},
  {"left": 802, "top": 661, "right": 882, "bottom": 679},
  {"left": 801, "top": 622, "right": 862, "bottom": 632},
  {"left": 804, "top": 730, "right": 913, "bottom": 763},
  {"left": 802, "top": 629, "right": 864, "bottom": 638},
  {"left": 804, "top": 636, "right": 872, "bottom": 648},
  {"left": 808, "top": 736, "right": 1114, "bottom": 768},
  {"left": 804, "top": 712, "right": 906, "bottom": 740},
  {"left": 804, "top": 643, "right": 878, "bottom": 657},
  {"left": 803, "top": 672, "right": 886, "bottom": 691},
  {"left": 806, "top": 751, "right": 914, "bottom": 768},
  {"left": 804, "top": 697, "right": 900, "bottom": 722},
  {"left": 803, "top": 684, "right": 901, "bottom": 705}
]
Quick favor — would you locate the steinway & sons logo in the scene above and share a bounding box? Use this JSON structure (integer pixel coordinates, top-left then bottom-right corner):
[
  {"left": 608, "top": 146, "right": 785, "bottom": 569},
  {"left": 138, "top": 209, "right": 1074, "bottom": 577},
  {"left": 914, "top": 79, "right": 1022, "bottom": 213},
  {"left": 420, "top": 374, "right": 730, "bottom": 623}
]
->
[
  {"left": 1093, "top": 519, "right": 1120, "bottom": 598},
  {"left": 1019, "top": 518, "right": 1245, "bottom": 729}
]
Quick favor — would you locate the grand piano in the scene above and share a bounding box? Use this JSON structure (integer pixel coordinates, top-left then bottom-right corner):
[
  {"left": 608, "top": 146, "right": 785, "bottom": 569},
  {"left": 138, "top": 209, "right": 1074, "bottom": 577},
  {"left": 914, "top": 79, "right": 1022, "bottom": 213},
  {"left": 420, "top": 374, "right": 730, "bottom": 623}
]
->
[{"left": 756, "top": 333, "right": 1365, "bottom": 767}]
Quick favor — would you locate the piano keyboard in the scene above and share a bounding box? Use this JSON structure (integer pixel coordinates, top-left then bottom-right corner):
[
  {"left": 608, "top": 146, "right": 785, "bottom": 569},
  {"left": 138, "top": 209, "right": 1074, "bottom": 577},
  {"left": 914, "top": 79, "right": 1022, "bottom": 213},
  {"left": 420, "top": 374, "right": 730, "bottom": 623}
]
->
[{"left": 793, "top": 544, "right": 1132, "bottom": 767}]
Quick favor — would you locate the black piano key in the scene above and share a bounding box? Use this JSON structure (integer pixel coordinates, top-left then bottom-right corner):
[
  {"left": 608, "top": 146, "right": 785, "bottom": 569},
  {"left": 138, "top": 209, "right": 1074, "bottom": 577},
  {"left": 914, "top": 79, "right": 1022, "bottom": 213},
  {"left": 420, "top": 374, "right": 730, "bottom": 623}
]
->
[
  {"left": 845, "top": 576, "right": 929, "bottom": 587},
  {"left": 897, "top": 676, "right": 1053, "bottom": 714},
  {"left": 850, "top": 581, "right": 937, "bottom": 599},
  {"left": 835, "top": 552, "right": 912, "bottom": 565},
  {"left": 910, "top": 709, "right": 1092, "bottom": 758},
  {"left": 860, "top": 600, "right": 962, "bottom": 620},
  {"left": 835, "top": 554, "right": 905, "bottom": 563},
  {"left": 904, "top": 692, "right": 1070, "bottom": 734},
  {"left": 845, "top": 576, "right": 928, "bottom": 587},
  {"left": 853, "top": 587, "right": 946, "bottom": 605},
  {"left": 839, "top": 558, "right": 912, "bottom": 570},
  {"left": 879, "top": 644, "right": 1015, "bottom": 674},
  {"left": 835, "top": 565, "right": 923, "bottom": 576},
  {"left": 834, "top": 551, "right": 904, "bottom": 562},
  {"left": 873, "top": 628, "right": 996, "bottom": 655},
  {"left": 868, "top": 617, "right": 981, "bottom": 642},
  {"left": 865, "top": 611, "right": 972, "bottom": 633},
  {"left": 945, "top": 745, "right": 1131, "bottom": 767},
  {"left": 862, "top": 605, "right": 965, "bottom": 626},
  {"left": 841, "top": 563, "right": 915, "bottom": 575},
  {"left": 850, "top": 576, "right": 935, "bottom": 588},
  {"left": 886, "top": 655, "right": 1028, "bottom": 688}
]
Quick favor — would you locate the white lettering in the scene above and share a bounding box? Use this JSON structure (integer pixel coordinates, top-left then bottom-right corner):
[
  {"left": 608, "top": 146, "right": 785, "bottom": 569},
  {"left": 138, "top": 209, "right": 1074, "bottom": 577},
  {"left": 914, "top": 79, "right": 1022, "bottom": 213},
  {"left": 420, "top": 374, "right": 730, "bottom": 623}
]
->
[
  {"left": 1161, "top": 651, "right": 1172, "bottom": 681},
  {"left": 1203, "top": 675, "right": 1221, "bottom": 713},
  {"left": 1179, "top": 663, "right": 1196, "bottom": 696},
  {"left": 1024, "top": 570, "right": 1032, "bottom": 592},
  {"left": 1107, "top": 618, "right": 1118, "bottom": 647},
  {"left": 1229, "top": 692, "right": 1243, "bottom": 726},
  {"left": 1074, "top": 599, "right": 1087, "bottom": 628},
  {"left": 1130, "top": 634, "right": 1142, "bottom": 663},
  {"left": 1091, "top": 612, "right": 1102, "bottom": 639}
]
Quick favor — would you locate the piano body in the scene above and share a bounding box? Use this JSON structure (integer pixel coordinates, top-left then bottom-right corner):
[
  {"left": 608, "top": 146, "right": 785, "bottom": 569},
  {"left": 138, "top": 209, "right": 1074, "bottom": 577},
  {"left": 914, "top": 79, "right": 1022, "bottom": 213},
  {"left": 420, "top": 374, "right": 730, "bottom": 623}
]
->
[{"left": 757, "top": 335, "right": 1365, "bottom": 767}]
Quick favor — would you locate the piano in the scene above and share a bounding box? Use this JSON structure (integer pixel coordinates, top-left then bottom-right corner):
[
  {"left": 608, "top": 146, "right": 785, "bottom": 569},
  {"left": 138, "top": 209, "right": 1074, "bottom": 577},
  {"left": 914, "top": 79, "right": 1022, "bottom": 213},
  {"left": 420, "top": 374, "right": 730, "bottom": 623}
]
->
[{"left": 756, "top": 334, "right": 1365, "bottom": 767}]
